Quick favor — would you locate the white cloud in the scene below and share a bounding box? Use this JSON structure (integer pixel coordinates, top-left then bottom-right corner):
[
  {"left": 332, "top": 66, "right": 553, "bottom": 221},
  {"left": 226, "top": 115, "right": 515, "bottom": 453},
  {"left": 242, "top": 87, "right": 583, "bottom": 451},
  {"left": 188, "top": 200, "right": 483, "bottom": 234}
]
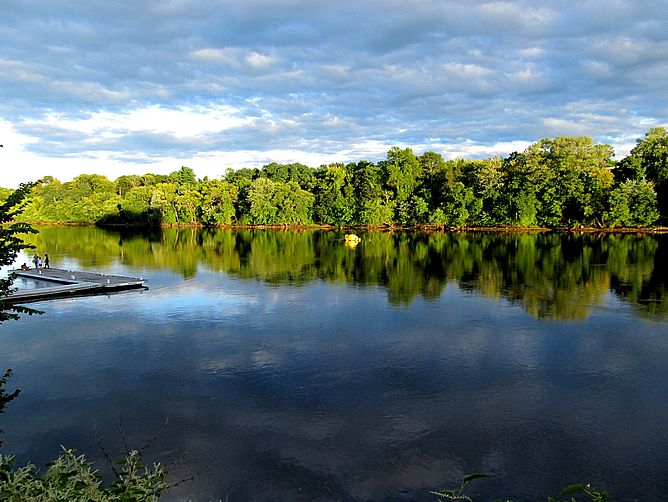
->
[
  {"left": 475, "top": 1, "right": 555, "bottom": 33},
  {"left": 190, "top": 48, "right": 279, "bottom": 70},
  {"left": 518, "top": 47, "right": 544, "bottom": 58},
  {"left": 24, "top": 104, "right": 253, "bottom": 141},
  {"left": 0, "top": 0, "right": 667, "bottom": 188},
  {"left": 542, "top": 117, "right": 597, "bottom": 137},
  {"left": 0, "top": 58, "right": 46, "bottom": 84}
]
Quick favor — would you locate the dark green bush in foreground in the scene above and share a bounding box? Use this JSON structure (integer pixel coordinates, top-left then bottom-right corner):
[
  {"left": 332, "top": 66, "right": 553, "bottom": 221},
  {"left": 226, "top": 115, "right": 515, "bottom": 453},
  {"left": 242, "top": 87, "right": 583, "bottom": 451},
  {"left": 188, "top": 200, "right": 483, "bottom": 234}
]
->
[{"left": 0, "top": 448, "right": 166, "bottom": 501}]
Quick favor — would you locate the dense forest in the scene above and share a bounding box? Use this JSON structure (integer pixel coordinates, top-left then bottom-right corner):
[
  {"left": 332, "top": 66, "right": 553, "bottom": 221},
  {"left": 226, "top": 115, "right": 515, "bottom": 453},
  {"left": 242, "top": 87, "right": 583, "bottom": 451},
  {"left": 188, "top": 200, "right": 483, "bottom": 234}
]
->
[{"left": 3, "top": 128, "right": 668, "bottom": 228}]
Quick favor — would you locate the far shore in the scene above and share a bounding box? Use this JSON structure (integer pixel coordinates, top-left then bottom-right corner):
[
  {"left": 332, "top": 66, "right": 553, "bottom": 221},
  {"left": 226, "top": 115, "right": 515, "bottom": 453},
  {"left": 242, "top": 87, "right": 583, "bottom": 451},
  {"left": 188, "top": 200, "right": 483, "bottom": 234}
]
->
[{"left": 13, "top": 220, "right": 668, "bottom": 234}]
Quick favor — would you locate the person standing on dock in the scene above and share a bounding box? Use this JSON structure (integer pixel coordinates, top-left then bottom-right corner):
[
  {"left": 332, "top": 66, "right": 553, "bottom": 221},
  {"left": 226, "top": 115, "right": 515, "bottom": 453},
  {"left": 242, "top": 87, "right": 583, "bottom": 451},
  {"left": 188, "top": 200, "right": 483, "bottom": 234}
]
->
[
  {"left": 44, "top": 253, "right": 50, "bottom": 268},
  {"left": 32, "top": 254, "right": 39, "bottom": 269}
]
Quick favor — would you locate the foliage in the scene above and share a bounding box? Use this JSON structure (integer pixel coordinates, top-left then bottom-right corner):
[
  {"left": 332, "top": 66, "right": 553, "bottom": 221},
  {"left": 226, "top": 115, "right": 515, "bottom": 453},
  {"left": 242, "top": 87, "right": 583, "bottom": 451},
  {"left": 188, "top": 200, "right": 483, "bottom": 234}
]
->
[
  {"left": 604, "top": 179, "right": 659, "bottom": 227},
  {"left": 618, "top": 127, "right": 668, "bottom": 216},
  {"left": 7, "top": 130, "right": 668, "bottom": 228},
  {"left": 352, "top": 160, "right": 394, "bottom": 225},
  {"left": 313, "top": 163, "right": 356, "bottom": 225},
  {"left": 0, "top": 370, "right": 20, "bottom": 413},
  {"left": 244, "top": 178, "right": 314, "bottom": 225},
  {"left": 0, "top": 183, "right": 42, "bottom": 322},
  {"left": 0, "top": 370, "right": 20, "bottom": 448},
  {"left": 549, "top": 483, "right": 608, "bottom": 502},
  {"left": 383, "top": 147, "right": 423, "bottom": 224},
  {"left": 198, "top": 179, "right": 238, "bottom": 225},
  {"left": 169, "top": 166, "right": 197, "bottom": 185},
  {"left": 436, "top": 182, "right": 481, "bottom": 227},
  {"left": 0, "top": 447, "right": 166, "bottom": 501}
]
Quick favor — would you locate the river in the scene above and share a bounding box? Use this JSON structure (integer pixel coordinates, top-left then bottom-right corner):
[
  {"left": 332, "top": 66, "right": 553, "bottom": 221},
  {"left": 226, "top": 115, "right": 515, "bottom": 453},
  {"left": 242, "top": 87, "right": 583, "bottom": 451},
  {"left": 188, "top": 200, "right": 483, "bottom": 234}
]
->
[{"left": 1, "top": 226, "right": 667, "bottom": 500}]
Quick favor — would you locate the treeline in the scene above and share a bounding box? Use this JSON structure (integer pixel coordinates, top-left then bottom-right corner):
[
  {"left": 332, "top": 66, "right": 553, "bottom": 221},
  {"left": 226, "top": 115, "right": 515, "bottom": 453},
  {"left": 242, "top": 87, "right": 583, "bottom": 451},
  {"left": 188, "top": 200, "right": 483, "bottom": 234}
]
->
[{"left": 9, "top": 128, "right": 668, "bottom": 228}]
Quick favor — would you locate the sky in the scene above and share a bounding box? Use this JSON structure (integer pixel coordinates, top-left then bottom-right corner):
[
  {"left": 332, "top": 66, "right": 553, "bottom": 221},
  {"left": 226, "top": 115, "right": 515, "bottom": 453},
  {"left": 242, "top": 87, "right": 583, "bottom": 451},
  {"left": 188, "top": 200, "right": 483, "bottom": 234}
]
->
[{"left": 1, "top": 0, "right": 667, "bottom": 188}]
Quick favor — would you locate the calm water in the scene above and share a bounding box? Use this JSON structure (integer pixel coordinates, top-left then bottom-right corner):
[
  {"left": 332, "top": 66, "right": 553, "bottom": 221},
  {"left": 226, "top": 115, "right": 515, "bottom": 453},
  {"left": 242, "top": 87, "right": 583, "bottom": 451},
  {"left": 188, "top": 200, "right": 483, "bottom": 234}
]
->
[{"left": 1, "top": 226, "right": 667, "bottom": 501}]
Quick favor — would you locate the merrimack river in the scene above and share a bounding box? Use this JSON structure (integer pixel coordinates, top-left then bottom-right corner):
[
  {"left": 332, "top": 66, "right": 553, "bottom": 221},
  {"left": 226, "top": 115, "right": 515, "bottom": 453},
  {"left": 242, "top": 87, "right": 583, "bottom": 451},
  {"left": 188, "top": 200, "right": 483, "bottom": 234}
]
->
[{"left": 2, "top": 226, "right": 667, "bottom": 500}]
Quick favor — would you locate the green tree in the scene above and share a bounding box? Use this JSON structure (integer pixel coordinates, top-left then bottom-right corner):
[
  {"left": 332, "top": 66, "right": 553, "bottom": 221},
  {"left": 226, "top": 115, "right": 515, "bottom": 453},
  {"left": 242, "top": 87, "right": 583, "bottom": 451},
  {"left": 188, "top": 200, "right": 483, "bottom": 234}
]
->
[
  {"left": 432, "top": 182, "right": 481, "bottom": 227},
  {"left": 260, "top": 162, "right": 316, "bottom": 191},
  {"left": 460, "top": 158, "right": 506, "bottom": 224},
  {"left": 0, "top": 183, "right": 39, "bottom": 322},
  {"left": 0, "top": 188, "right": 12, "bottom": 204},
  {"left": 245, "top": 178, "right": 314, "bottom": 225},
  {"left": 313, "top": 163, "right": 356, "bottom": 225},
  {"left": 225, "top": 167, "right": 259, "bottom": 187},
  {"left": 175, "top": 185, "right": 201, "bottom": 224},
  {"left": 274, "top": 181, "right": 315, "bottom": 224},
  {"left": 118, "top": 185, "right": 157, "bottom": 224},
  {"left": 260, "top": 162, "right": 290, "bottom": 183},
  {"left": 225, "top": 167, "right": 259, "bottom": 221},
  {"left": 352, "top": 161, "right": 394, "bottom": 225},
  {"left": 38, "top": 174, "right": 120, "bottom": 223},
  {"left": 150, "top": 182, "right": 180, "bottom": 224},
  {"left": 17, "top": 177, "right": 68, "bottom": 222},
  {"left": 417, "top": 151, "right": 448, "bottom": 209},
  {"left": 245, "top": 177, "right": 278, "bottom": 224},
  {"left": 169, "top": 166, "right": 197, "bottom": 185},
  {"left": 505, "top": 137, "right": 615, "bottom": 226},
  {"left": 619, "top": 127, "right": 668, "bottom": 216},
  {"left": 383, "top": 147, "right": 423, "bottom": 224},
  {"left": 198, "top": 179, "right": 238, "bottom": 225},
  {"left": 114, "top": 175, "right": 144, "bottom": 196},
  {"left": 604, "top": 179, "right": 659, "bottom": 227},
  {"left": 285, "top": 162, "right": 317, "bottom": 191}
]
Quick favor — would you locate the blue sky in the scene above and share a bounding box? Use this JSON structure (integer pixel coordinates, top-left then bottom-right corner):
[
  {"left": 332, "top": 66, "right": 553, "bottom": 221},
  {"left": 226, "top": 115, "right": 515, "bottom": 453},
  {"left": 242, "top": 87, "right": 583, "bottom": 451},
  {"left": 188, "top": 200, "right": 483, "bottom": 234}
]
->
[{"left": 1, "top": 0, "right": 667, "bottom": 188}]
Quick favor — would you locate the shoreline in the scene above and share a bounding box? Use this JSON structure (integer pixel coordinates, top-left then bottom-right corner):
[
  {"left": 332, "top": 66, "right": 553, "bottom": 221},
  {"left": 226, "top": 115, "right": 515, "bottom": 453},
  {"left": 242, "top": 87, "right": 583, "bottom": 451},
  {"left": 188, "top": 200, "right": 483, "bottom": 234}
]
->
[{"left": 14, "top": 220, "right": 668, "bottom": 234}]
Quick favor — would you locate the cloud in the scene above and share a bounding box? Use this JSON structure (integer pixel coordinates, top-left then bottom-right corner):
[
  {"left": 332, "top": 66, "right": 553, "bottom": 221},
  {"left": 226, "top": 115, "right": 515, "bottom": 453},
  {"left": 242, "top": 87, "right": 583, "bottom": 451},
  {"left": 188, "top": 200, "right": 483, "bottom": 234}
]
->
[
  {"left": 29, "top": 105, "right": 253, "bottom": 140},
  {"left": 190, "top": 48, "right": 280, "bottom": 71},
  {"left": 1, "top": 0, "right": 667, "bottom": 187}
]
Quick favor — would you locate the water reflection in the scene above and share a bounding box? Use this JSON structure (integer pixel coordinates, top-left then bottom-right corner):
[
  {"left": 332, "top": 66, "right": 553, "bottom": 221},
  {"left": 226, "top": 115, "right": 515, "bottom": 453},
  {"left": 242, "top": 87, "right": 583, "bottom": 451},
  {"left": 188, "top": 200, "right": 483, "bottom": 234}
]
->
[
  {"left": 22, "top": 226, "right": 667, "bottom": 319},
  {"left": 3, "top": 227, "right": 668, "bottom": 501}
]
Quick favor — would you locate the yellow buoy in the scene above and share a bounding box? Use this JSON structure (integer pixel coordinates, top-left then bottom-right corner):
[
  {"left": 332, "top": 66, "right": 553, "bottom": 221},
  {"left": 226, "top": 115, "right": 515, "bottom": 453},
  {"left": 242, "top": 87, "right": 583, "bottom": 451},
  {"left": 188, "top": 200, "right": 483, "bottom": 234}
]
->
[{"left": 344, "top": 233, "right": 361, "bottom": 247}]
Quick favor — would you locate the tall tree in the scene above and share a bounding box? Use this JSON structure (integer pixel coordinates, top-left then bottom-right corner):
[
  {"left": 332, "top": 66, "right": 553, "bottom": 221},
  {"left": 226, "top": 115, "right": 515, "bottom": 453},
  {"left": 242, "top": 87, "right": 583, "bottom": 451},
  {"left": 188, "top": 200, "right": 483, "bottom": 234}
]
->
[
  {"left": 244, "top": 178, "right": 314, "bottom": 225},
  {"left": 352, "top": 161, "right": 394, "bottom": 225},
  {"left": 169, "top": 166, "right": 198, "bottom": 185},
  {"left": 313, "top": 163, "right": 355, "bottom": 225},
  {"left": 417, "top": 151, "right": 448, "bottom": 212},
  {"left": 383, "top": 147, "right": 423, "bottom": 224},
  {"left": 198, "top": 179, "right": 238, "bottom": 226},
  {"left": 604, "top": 179, "right": 659, "bottom": 227},
  {"left": 507, "top": 137, "right": 615, "bottom": 226},
  {"left": 460, "top": 158, "right": 507, "bottom": 224},
  {"left": 0, "top": 183, "right": 40, "bottom": 322},
  {"left": 114, "top": 175, "right": 143, "bottom": 196},
  {"left": 619, "top": 127, "right": 668, "bottom": 216}
]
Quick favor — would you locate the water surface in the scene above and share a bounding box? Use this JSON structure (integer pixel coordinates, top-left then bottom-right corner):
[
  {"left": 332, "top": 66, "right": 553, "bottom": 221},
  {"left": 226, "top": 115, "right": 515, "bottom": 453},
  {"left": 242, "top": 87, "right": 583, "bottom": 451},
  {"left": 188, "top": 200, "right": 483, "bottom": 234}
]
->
[{"left": 1, "top": 227, "right": 667, "bottom": 501}]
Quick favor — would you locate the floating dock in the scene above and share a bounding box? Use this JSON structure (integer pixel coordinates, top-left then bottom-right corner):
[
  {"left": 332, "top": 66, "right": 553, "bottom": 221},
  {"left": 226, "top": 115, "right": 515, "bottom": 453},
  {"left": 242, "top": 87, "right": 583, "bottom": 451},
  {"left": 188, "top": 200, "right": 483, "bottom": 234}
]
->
[{"left": 6, "top": 268, "right": 147, "bottom": 302}]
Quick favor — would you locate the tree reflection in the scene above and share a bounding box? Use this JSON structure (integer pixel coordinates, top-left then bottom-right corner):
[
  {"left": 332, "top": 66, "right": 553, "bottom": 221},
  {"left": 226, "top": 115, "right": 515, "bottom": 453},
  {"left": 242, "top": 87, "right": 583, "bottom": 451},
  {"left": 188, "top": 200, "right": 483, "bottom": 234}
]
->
[{"left": 22, "top": 226, "right": 668, "bottom": 319}]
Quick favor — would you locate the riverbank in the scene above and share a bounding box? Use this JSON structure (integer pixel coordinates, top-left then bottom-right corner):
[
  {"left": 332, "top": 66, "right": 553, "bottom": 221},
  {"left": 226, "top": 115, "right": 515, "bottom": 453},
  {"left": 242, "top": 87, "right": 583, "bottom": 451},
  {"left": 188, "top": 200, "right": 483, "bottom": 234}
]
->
[{"left": 15, "top": 219, "right": 668, "bottom": 234}]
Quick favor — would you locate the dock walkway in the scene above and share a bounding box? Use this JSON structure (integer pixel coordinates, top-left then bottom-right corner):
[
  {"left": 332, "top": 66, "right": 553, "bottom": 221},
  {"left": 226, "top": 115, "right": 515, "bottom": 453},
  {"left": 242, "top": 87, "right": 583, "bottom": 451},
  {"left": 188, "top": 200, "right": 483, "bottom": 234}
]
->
[{"left": 6, "top": 268, "right": 147, "bottom": 302}]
